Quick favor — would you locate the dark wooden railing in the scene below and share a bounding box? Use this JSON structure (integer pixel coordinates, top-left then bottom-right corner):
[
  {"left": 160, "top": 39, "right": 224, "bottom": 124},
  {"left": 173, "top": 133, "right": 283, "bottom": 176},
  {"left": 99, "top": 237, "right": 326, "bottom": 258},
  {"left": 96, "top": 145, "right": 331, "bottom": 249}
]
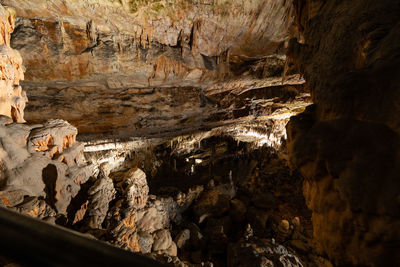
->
[{"left": 0, "top": 207, "right": 167, "bottom": 267}]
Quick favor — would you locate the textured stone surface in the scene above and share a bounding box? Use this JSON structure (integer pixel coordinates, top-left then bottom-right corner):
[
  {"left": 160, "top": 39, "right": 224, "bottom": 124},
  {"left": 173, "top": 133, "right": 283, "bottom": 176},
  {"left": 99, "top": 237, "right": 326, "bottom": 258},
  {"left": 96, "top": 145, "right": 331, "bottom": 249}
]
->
[
  {"left": 0, "top": 120, "right": 93, "bottom": 215},
  {"left": 0, "top": 10, "right": 94, "bottom": 223},
  {"left": 113, "top": 167, "right": 149, "bottom": 209},
  {"left": 85, "top": 163, "right": 116, "bottom": 229},
  {"left": 1, "top": 0, "right": 309, "bottom": 138},
  {"left": 227, "top": 238, "right": 303, "bottom": 267},
  {"left": 287, "top": 0, "right": 400, "bottom": 265},
  {"left": 174, "top": 229, "right": 190, "bottom": 249},
  {"left": 152, "top": 229, "right": 173, "bottom": 252},
  {"left": 0, "top": 5, "right": 27, "bottom": 123},
  {"left": 106, "top": 167, "right": 191, "bottom": 255},
  {"left": 6, "top": 0, "right": 293, "bottom": 82},
  {"left": 192, "top": 179, "right": 235, "bottom": 220},
  {"left": 137, "top": 231, "right": 154, "bottom": 254}
]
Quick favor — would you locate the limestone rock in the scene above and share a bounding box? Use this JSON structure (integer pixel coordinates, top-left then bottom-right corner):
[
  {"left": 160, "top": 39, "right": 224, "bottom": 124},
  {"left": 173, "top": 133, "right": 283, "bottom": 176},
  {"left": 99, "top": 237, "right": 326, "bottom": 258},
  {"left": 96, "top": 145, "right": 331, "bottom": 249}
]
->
[
  {"left": 275, "top": 219, "right": 292, "bottom": 243},
  {"left": 86, "top": 164, "right": 116, "bottom": 229},
  {"left": 135, "top": 196, "right": 179, "bottom": 234},
  {"left": 0, "top": 5, "right": 27, "bottom": 123},
  {"left": 0, "top": 190, "right": 25, "bottom": 207},
  {"left": 227, "top": 239, "right": 303, "bottom": 267},
  {"left": 27, "top": 119, "right": 78, "bottom": 156},
  {"left": 163, "top": 241, "right": 178, "bottom": 257},
  {"left": 187, "top": 223, "right": 205, "bottom": 250},
  {"left": 152, "top": 229, "right": 173, "bottom": 252},
  {"left": 229, "top": 199, "right": 247, "bottom": 222},
  {"left": 251, "top": 192, "right": 276, "bottom": 209},
  {"left": 246, "top": 206, "right": 270, "bottom": 236},
  {"left": 107, "top": 168, "right": 149, "bottom": 252},
  {"left": 0, "top": 120, "right": 93, "bottom": 216},
  {"left": 11, "top": 196, "right": 56, "bottom": 221},
  {"left": 114, "top": 168, "right": 149, "bottom": 210},
  {"left": 193, "top": 181, "right": 235, "bottom": 220},
  {"left": 6, "top": 0, "right": 292, "bottom": 82},
  {"left": 137, "top": 231, "right": 154, "bottom": 254},
  {"left": 0, "top": 115, "right": 12, "bottom": 126},
  {"left": 135, "top": 207, "right": 164, "bottom": 234},
  {"left": 174, "top": 229, "right": 190, "bottom": 249},
  {"left": 0, "top": 0, "right": 305, "bottom": 138},
  {"left": 109, "top": 212, "right": 141, "bottom": 253},
  {"left": 176, "top": 185, "right": 204, "bottom": 214},
  {"left": 204, "top": 216, "right": 232, "bottom": 252}
]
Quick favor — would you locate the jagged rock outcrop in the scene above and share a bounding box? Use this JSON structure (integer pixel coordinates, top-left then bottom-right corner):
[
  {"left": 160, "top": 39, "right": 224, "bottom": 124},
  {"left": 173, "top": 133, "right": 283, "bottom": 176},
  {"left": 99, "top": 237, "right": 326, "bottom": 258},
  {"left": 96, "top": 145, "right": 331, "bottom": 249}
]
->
[
  {"left": 0, "top": 119, "right": 93, "bottom": 217},
  {"left": 85, "top": 162, "right": 116, "bottom": 229},
  {"left": 105, "top": 166, "right": 202, "bottom": 256},
  {"left": 287, "top": 0, "right": 400, "bottom": 265},
  {"left": 0, "top": 5, "right": 27, "bottom": 123},
  {"left": 0, "top": 4, "right": 95, "bottom": 224}
]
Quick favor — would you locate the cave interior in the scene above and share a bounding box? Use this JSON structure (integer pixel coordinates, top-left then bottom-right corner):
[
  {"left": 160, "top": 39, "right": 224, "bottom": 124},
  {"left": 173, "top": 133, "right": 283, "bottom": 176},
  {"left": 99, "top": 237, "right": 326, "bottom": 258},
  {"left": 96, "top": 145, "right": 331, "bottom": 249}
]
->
[{"left": 0, "top": 0, "right": 399, "bottom": 266}]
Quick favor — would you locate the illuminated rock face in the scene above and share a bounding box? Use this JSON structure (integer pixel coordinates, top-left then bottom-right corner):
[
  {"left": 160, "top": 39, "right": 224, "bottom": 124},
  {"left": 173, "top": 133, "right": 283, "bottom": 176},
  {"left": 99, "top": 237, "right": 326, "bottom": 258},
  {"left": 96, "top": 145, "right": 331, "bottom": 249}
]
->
[
  {"left": 3, "top": 0, "right": 304, "bottom": 137},
  {"left": 0, "top": 5, "right": 27, "bottom": 123},
  {"left": 286, "top": 0, "right": 400, "bottom": 265},
  {"left": 0, "top": 5, "right": 93, "bottom": 217},
  {"left": 0, "top": 119, "right": 93, "bottom": 215},
  {"left": 6, "top": 0, "right": 293, "bottom": 82}
]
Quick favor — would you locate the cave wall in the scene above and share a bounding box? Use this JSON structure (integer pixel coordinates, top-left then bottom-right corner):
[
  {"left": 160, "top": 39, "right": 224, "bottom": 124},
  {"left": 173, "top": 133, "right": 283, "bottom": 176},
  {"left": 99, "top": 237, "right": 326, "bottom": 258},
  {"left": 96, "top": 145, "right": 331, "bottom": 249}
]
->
[
  {"left": 2, "top": 0, "right": 300, "bottom": 137},
  {"left": 286, "top": 0, "right": 400, "bottom": 265}
]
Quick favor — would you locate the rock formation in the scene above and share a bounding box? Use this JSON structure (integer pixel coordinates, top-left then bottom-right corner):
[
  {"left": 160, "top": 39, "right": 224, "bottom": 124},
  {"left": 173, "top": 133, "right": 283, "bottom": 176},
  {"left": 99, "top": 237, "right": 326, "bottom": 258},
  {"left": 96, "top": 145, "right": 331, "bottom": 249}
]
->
[
  {"left": 2, "top": 0, "right": 305, "bottom": 138},
  {"left": 0, "top": 118, "right": 93, "bottom": 217},
  {"left": 0, "top": 0, "right": 398, "bottom": 266},
  {"left": 0, "top": 5, "right": 27, "bottom": 123},
  {"left": 286, "top": 0, "right": 400, "bottom": 265},
  {"left": 0, "top": 4, "right": 93, "bottom": 225}
]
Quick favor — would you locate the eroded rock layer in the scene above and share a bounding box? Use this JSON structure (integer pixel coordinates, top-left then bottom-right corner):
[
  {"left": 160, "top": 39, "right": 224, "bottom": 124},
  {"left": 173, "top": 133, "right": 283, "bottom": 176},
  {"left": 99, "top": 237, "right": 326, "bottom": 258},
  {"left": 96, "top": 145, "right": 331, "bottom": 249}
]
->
[
  {"left": 6, "top": 0, "right": 293, "bottom": 82},
  {"left": 287, "top": 0, "right": 400, "bottom": 265},
  {"left": 2, "top": 0, "right": 304, "bottom": 137}
]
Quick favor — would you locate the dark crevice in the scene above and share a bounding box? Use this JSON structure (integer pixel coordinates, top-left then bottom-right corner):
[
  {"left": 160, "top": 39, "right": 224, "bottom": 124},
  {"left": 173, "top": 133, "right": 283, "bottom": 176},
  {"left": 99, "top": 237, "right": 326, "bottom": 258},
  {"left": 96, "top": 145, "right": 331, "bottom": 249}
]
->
[{"left": 42, "top": 164, "right": 58, "bottom": 212}]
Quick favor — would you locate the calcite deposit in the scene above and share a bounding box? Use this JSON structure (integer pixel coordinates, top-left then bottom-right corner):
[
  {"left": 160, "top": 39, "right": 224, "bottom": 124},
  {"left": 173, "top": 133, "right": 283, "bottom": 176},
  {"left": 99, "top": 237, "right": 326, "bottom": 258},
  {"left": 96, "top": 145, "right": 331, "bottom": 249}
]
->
[
  {"left": 0, "top": 5, "right": 27, "bottom": 123},
  {"left": 0, "top": 119, "right": 93, "bottom": 215}
]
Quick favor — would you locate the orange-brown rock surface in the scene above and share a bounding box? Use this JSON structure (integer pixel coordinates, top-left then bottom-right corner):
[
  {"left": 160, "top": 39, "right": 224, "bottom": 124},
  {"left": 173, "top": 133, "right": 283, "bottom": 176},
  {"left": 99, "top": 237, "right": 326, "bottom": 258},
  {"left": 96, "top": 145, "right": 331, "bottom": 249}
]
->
[
  {"left": 5, "top": 0, "right": 293, "bottom": 82},
  {"left": 0, "top": 4, "right": 94, "bottom": 221},
  {"left": 2, "top": 0, "right": 307, "bottom": 138},
  {"left": 0, "top": 5, "right": 27, "bottom": 123},
  {"left": 287, "top": 0, "right": 400, "bottom": 265}
]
